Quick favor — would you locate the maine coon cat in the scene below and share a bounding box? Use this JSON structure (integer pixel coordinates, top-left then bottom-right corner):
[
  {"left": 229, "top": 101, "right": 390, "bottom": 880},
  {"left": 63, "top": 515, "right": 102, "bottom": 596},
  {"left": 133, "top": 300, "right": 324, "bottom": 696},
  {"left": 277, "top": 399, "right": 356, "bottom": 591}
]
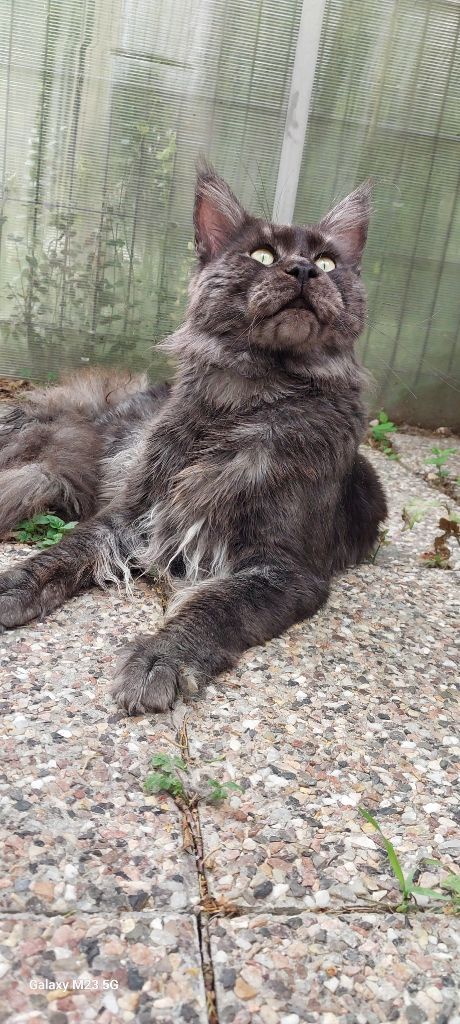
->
[{"left": 0, "top": 166, "right": 387, "bottom": 714}]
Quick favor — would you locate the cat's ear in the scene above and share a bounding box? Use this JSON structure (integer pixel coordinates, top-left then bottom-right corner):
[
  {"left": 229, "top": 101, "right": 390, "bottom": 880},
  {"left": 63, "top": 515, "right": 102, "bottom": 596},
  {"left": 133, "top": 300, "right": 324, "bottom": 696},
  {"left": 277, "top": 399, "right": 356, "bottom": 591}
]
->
[
  {"left": 318, "top": 182, "right": 372, "bottom": 263},
  {"left": 194, "top": 164, "right": 247, "bottom": 262}
]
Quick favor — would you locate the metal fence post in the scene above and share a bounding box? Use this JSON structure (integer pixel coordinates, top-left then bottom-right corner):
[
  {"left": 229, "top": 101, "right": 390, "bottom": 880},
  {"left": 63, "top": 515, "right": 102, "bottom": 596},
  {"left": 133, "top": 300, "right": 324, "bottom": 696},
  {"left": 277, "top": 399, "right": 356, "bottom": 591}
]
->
[{"left": 273, "top": 0, "right": 327, "bottom": 224}]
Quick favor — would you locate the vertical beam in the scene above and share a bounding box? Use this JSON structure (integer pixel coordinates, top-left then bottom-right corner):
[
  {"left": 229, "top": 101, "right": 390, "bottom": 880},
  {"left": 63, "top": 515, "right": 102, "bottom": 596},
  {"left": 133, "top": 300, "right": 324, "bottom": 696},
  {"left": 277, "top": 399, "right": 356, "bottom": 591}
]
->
[{"left": 273, "top": 0, "right": 327, "bottom": 224}]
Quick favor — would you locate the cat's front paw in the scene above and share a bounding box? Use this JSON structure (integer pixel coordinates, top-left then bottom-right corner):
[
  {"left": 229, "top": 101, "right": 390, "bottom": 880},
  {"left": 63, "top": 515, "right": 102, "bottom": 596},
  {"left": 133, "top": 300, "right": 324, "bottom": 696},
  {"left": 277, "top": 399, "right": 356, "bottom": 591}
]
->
[{"left": 112, "top": 635, "right": 203, "bottom": 715}]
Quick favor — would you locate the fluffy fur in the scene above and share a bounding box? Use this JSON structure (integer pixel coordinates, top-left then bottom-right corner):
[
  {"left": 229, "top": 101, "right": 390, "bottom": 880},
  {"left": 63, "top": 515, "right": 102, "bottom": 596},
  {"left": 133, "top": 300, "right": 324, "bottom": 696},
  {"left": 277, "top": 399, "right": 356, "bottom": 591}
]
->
[{"left": 0, "top": 167, "right": 387, "bottom": 714}]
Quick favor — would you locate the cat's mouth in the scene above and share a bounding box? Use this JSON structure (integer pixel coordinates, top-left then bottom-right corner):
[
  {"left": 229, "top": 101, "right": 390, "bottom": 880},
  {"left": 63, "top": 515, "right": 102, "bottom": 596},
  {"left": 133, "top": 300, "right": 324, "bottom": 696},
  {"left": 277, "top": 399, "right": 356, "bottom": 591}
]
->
[{"left": 278, "top": 295, "right": 312, "bottom": 313}]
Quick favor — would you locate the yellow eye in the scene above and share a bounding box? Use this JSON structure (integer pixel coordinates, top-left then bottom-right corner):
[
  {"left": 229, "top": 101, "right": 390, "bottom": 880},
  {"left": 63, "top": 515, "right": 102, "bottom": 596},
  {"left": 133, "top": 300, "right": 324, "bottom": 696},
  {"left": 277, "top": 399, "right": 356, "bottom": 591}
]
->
[
  {"left": 314, "top": 255, "right": 336, "bottom": 273},
  {"left": 250, "top": 248, "right": 275, "bottom": 266}
]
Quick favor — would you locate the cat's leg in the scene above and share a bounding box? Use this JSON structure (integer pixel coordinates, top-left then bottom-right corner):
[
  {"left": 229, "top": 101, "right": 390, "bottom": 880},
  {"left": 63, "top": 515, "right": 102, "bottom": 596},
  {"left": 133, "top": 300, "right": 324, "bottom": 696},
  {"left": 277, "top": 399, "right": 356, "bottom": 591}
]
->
[
  {"left": 0, "top": 513, "right": 129, "bottom": 629},
  {"left": 332, "top": 452, "right": 388, "bottom": 570},
  {"left": 112, "top": 561, "right": 330, "bottom": 714}
]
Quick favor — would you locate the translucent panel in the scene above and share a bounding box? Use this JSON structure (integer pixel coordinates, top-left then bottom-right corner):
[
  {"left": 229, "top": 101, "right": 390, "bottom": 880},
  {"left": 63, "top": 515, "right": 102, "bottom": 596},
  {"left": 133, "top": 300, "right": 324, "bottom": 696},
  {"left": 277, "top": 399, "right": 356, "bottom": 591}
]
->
[
  {"left": 1, "top": 0, "right": 459, "bottom": 428},
  {"left": 0, "top": 0, "right": 301, "bottom": 380},
  {"left": 294, "top": 0, "right": 460, "bottom": 428}
]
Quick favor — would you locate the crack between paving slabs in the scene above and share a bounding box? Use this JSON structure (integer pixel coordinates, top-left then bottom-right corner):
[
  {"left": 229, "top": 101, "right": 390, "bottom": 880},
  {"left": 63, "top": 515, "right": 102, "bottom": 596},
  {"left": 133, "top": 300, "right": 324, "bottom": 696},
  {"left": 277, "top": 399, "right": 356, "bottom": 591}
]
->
[
  {"left": 171, "top": 717, "right": 459, "bottom": 1024},
  {"left": 177, "top": 717, "right": 220, "bottom": 1024},
  {"left": 2, "top": 715, "right": 455, "bottom": 1022}
]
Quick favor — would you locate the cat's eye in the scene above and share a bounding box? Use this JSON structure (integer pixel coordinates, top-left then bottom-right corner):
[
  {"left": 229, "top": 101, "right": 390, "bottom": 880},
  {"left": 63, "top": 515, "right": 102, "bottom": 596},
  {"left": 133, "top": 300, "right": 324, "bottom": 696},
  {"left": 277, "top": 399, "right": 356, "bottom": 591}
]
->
[
  {"left": 314, "top": 255, "right": 336, "bottom": 273},
  {"left": 250, "top": 248, "right": 275, "bottom": 266}
]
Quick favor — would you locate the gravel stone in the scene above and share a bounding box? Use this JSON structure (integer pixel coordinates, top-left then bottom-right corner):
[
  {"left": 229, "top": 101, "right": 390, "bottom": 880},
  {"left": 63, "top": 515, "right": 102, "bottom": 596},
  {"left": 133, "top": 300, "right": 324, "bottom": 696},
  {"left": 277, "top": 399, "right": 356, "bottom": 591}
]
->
[
  {"left": 1, "top": 433, "right": 459, "bottom": 1020},
  {"left": 210, "top": 913, "right": 460, "bottom": 1023},
  {"left": 187, "top": 557, "right": 458, "bottom": 911},
  {"left": 0, "top": 547, "right": 199, "bottom": 917},
  {"left": 0, "top": 913, "right": 207, "bottom": 1022}
]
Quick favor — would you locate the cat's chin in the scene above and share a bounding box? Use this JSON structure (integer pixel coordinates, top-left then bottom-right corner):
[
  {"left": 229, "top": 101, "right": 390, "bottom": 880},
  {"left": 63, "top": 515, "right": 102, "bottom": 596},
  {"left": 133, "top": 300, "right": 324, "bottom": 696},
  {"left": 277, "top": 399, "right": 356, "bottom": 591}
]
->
[
  {"left": 274, "top": 307, "right": 317, "bottom": 340},
  {"left": 249, "top": 308, "right": 320, "bottom": 352}
]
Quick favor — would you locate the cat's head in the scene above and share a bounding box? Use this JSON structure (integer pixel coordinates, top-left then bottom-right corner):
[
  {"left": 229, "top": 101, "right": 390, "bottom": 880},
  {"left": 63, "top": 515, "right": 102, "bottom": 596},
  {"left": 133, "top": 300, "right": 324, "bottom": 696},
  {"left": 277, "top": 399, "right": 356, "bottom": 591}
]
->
[{"left": 185, "top": 165, "right": 371, "bottom": 363}]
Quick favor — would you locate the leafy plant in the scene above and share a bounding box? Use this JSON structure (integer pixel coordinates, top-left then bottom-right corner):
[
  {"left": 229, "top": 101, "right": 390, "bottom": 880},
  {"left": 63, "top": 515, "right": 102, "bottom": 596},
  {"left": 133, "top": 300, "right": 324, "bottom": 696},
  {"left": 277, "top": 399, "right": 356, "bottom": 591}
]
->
[
  {"left": 401, "top": 499, "right": 436, "bottom": 531},
  {"left": 144, "top": 753, "right": 187, "bottom": 799},
  {"left": 439, "top": 871, "right": 460, "bottom": 902},
  {"left": 143, "top": 751, "right": 242, "bottom": 806},
  {"left": 368, "top": 526, "right": 389, "bottom": 563},
  {"left": 359, "top": 807, "right": 459, "bottom": 913},
  {"left": 425, "top": 446, "right": 457, "bottom": 481},
  {"left": 12, "top": 512, "right": 78, "bottom": 548},
  {"left": 3, "top": 117, "right": 179, "bottom": 370},
  {"left": 369, "top": 411, "right": 399, "bottom": 459},
  {"left": 207, "top": 779, "right": 243, "bottom": 803}
]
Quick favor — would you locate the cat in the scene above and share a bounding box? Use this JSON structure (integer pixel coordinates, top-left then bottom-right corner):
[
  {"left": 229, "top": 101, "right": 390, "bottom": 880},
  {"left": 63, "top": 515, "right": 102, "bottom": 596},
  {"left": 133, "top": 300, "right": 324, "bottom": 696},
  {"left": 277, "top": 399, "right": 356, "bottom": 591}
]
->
[{"left": 0, "top": 165, "right": 387, "bottom": 714}]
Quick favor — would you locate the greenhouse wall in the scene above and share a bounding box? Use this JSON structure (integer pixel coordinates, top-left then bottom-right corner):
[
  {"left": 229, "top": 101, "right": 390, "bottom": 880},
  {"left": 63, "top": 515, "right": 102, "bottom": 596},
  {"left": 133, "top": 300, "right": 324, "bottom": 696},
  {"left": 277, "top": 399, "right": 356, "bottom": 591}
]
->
[{"left": 0, "top": 0, "right": 459, "bottom": 428}]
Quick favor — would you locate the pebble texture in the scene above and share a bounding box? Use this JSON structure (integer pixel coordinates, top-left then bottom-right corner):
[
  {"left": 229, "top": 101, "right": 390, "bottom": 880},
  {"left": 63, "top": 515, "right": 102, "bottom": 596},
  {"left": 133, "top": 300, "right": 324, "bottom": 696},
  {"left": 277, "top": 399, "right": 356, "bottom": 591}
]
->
[
  {"left": 393, "top": 429, "right": 460, "bottom": 503},
  {"left": 0, "top": 549, "right": 199, "bottom": 918},
  {"left": 210, "top": 913, "right": 460, "bottom": 1024},
  {"left": 0, "top": 439, "right": 459, "bottom": 1021},
  {"left": 188, "top": 563, "right": 459, "bottom": 911},
  {"left": 0, "top": 913, "right": 207, "bottom": 1024},
  {"left": 365, "top": 449, "right": 460, "bottom": 569}
]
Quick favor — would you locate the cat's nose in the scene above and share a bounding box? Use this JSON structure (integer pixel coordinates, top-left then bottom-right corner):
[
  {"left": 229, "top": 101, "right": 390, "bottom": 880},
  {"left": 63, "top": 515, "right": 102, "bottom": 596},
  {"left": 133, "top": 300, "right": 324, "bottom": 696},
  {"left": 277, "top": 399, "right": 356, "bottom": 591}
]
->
[{"left": 286, "top": 260, "right": 319, "bottom": 282}]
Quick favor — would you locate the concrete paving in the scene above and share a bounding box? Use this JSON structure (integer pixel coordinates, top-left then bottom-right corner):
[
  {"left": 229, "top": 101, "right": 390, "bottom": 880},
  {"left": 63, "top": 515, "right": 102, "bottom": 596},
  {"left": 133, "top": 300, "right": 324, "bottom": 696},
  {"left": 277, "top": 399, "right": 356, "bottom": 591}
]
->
[{"left": 0, "top": 443, "right": 458, "bottom": 1024}]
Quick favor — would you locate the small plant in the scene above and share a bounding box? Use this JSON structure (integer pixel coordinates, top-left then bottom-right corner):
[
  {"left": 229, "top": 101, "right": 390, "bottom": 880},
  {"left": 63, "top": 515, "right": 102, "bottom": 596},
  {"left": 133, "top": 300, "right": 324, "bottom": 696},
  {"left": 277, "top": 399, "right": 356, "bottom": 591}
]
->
[
  {"left": 425, "top": 446, "right": 457, "bottom": 481},
  {"left": 359, "top": 807, "right": 459, "bottom": 913},
  {"left": 12, "top": 512, "right": 78, "bottom": 548},
  {"left": 369, "top": 411, "right": 399, "bottom": 459},
  {"left": 401, "top": 499, "right": 436, "bottom": 531},
  {"left": 143, "top": 751, "right": 242, "bottom": 806},
  {"left": 420, "top": 507, "right": 460, "bottom": 569},
  {"left": 144, "top": 753, "right": 187, "bottom": 799},
  {"left": 207, "top": 779, "right": 243, "bottom": 803},
  {"left": 368, "top": 526, "right": 389, "bottom": 563}
]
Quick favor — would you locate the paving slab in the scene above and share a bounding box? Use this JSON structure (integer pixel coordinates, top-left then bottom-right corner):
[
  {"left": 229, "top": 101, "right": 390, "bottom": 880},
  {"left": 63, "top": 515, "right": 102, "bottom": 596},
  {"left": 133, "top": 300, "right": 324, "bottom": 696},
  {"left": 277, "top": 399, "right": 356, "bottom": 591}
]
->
[
  {"left": 0, "top": 912, "right": 207, "bottom": 1024},
  {"left": 366, "top": 448, "right": 460, "bottom": 569},
  {"left": 1, "top": 435, "right": 459, "bottom": 1021},
  {"left": 210, "top": 912, "right": 460, "bottom": 1024},
  {"left": 187, "top": 564, "right": 459, "bottom": 911},
  {"left": 393, "top": 429, "right": 460, "bottom": 500},
  {"left": 0, "top": 545, "right": 198, "bottom": 916}
]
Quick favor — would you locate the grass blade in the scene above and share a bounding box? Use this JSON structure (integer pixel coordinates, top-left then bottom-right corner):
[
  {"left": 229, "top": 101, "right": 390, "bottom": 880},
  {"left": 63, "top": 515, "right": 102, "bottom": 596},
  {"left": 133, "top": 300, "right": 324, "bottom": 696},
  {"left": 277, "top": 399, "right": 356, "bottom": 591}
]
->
[
  {"left": 410, "top": 886, "right": 450, "bottom": 901},
  {"left": 359, "top": 806, "right": 406, "bottom": 893}
]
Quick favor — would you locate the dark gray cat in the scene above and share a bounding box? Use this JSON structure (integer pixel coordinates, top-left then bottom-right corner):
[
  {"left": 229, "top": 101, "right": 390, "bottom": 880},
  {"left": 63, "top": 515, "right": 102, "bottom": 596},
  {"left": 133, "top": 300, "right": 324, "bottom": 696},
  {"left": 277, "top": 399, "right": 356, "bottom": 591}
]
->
[{"left": 0, "top": 166, "right": 387, "bottom": 714}]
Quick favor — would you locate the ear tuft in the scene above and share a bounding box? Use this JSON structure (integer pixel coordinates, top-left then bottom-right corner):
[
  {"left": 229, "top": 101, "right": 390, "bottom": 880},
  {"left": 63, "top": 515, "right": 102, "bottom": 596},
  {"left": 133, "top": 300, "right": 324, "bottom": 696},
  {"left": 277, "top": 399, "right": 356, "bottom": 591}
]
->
[
  {"left": 194, "top": 162, "right": 247, "bottom": 262},
  {"left": 318, "top": 181, "right": 372, "bottom": 264}
]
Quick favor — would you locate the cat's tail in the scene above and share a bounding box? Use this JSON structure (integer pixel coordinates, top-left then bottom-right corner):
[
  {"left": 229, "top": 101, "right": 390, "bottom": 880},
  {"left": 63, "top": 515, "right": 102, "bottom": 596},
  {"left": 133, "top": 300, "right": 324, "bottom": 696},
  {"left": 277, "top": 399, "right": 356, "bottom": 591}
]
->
[
  {"left": 0, "top": 367, "right": 151, "bottom": 539},
  {"left": 0, "top": 405, "right": 101, "bottom": 539}
]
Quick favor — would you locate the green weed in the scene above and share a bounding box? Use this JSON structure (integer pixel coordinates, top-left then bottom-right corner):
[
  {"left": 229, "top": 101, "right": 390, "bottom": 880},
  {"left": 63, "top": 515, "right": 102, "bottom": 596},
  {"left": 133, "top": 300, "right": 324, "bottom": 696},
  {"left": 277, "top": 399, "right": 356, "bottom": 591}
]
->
[
  {"left": 368, "top": 527, "right": 389, "bottom": 563},
  {"left": 207, "top": 779, "right": 243, "bottom": 803},
  {"left": 425, "top": 446, "right": 457, "bottom": 481},
  {"left": 143, "top": 751, "right": 242, "bottom": 806},
  {"left": 12, "top": 512, "right": 78, "bottom": 548},
  {"left": 359, "top": 807, "right": 459, "bottom": 913},
  {"left": 401, "top": 499, "right": 436, "bottom": 531},
  {"left": 144, "top": 753, "right": 188, "bottom": 799},
  {"left": 370, "top": 411, "right": 399, "bottom": 459}
]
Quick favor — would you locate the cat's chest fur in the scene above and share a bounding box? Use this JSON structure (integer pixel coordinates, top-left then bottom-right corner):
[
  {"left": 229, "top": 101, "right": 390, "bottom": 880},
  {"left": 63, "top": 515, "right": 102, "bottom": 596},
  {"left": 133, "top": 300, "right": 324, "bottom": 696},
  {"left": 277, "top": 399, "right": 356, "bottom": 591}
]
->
[
  {"left": 131, "top": 391, "right": 361, "bottom": 584},
  {"left": 133, "top": 419, "right": 273, "bottom": 578}
]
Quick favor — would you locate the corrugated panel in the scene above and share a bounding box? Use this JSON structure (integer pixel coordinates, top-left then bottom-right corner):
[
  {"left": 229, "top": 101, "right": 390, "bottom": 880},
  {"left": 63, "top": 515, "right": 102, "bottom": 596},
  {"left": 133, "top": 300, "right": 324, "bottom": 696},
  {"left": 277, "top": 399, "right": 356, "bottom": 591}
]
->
[
  {"left": 0, "top": 0, "right": 301, "bottom": 381},
  {"left": 0, "top": 0, "right": 459, "bottom": 428},
  {"left": 294, "top": 0, "right": 460, "bottom": 427}
]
